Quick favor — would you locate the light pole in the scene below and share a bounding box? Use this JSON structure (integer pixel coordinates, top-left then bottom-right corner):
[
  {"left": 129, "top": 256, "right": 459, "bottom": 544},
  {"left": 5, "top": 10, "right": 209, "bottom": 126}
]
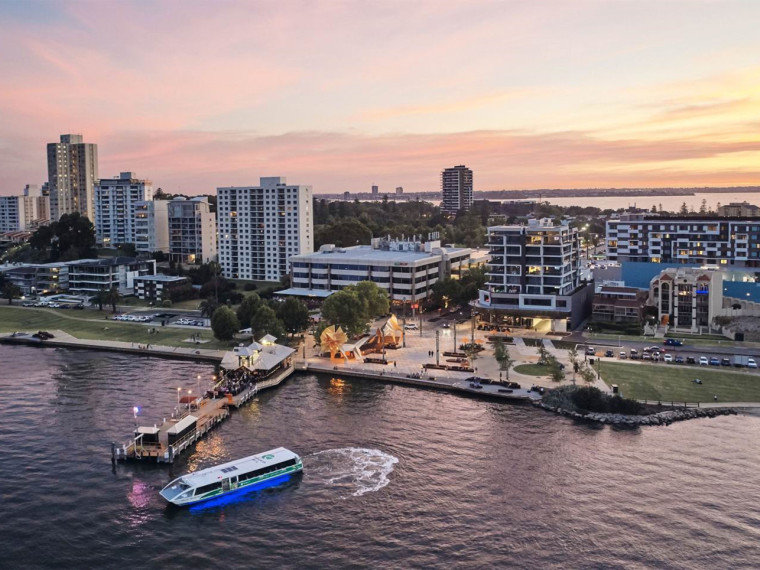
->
[
  {"left": 453, "top": 321, "right": 457, "bottom": 352},
  {"left": 176, "top": 386, "right": 181, "bottom": 410},
  {"left": 187, "top": 389, "right": 192, "bottom": 411},
  {"left": 435, "top": 330, "right": 440, "bottom": 366},
  {"left": 196, "top": 375, "right": 201, "bottom": 399}
]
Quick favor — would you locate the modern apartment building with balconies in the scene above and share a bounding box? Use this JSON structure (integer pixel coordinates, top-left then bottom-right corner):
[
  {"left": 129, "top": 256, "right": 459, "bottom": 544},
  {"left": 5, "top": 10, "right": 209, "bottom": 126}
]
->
[
  {"left": 94, "top": 172, "right": 153, "bottom": 246},
  {"left": 217, "top": 177, "right": 312, "bottom": 281},
  {"left": 606, "top": 214, "right": 760, "bottom": 268},
  {"left": 134, "top": 200, "right": 169, "bottom": 254},
  {"left": 167, "top": 197, "right": 217, "bottom": 264},
  {"left": 476, "top": 219, "right": 592, "bottom": 331}
]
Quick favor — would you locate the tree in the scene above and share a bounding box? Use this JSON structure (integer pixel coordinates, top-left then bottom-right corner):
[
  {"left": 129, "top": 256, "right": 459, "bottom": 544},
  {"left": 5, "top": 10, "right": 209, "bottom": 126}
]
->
[
  {"left": 321, "top": 289, "right": 369, "bottom": 337},
  {"left": 276, "top": 297, "right": 310, "bottom": 336},
  {"left": 199, "top": 297, "right": 220, "bottom": 318},
  {"left": 545, "top": 354, "right": 564, "bottom": 383},
  {"left": 211, "top": 306, "right": 240, "bottom": 341},
  {"left": 2, "top": 282, "right": 21, "bottom": 305},
  {"left": 250, "top": 305, "right": 286, "bottom": 340},
  {"left": 315, "top": 219, "right": 373, "bottom": 248},
  {"left": 91, "top": 289, "right": 110, "bottom": 311},
  {"left": 493, "top": 340, "right": 515, "bottom": 382},
  {"left": 28, "top": 212, "right": 96, "bottom": 262},
  {"left": 354, "top": 281, "right": 389, "bottom": 319},
  {"left": 536, "top": 343, "right": 549, "bottom": 364},
  {"left": 107, "top": 286, "right": 121, "bottom": 313},
  {"left": 236, "top": 293, "right": 262, "bottom": 328},
  {"left": 431, "top": 277, "right": 462, "bottom": 309},
  {"left": 580, "top": 362, "right": 597, "bottom": 385},
  {"left": 567, "top": 346, "right": 579, "bottom": 384}
]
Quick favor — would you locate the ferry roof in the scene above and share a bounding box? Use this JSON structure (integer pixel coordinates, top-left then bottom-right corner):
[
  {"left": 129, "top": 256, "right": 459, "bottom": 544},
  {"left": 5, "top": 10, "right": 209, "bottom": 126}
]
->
[
  {"left": 168, "top": 415, "right": 197, "bottom": 435},
  {"left": 181, "top": 447, "right": 298, "bottom": 487}
]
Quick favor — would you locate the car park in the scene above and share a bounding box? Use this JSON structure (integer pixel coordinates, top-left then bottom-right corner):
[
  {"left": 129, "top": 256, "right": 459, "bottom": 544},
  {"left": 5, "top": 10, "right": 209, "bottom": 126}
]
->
[
  {"left": 699, "top": 356, "right": 709, "bottom": 365},
  {"left": 721, "top": 358, "right": 732, "bottom": 367},
  {"left": 663, "top": 354, "right": 673, "bottom": 363},
  {"left": 709, "top": 357, "right": 720, "bottom": 366}
]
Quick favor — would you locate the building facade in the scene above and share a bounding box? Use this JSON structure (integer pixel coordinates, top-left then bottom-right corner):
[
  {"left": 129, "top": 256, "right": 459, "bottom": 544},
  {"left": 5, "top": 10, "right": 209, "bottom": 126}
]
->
[
  {"left": 47, "top": 134, "right": 99, "bottom": 222},
  {"left": 441, "top": 165, "right": 473, "bottom": 215},
  {"left": 649, "top": 267, "right": 723, "bottom": 332},
  {"left": 217, "top": 177, "right": 313, "bottom": 281},
  {"left": 134, "top": 200, "right": 169, "bottom": 254},
  {"left": 285, "top": 236, "right": 473, "bottom": 304},
  {"left": 717, "top": 202, "right": 760, "bottom": 217},
  {"left": 591, "top": 285, "right": 648, "bottom": 324},
  {"left": 168, "top": 197, "right": 217, "bottom": 264},
  {"left": 94, "top": 172, "right": 153, "bottom": 246},
  {"left": 134, "top": 274, "right": 191, "bottom": 302},
  {"left": 476, "top": 219, "right": 590, "bottom": 331},
  {"left": 0, "top": 185, "right": 50, "bottom": 232},
  {"left": 606, "top": 214, "right": 760, "bottom": 268}
]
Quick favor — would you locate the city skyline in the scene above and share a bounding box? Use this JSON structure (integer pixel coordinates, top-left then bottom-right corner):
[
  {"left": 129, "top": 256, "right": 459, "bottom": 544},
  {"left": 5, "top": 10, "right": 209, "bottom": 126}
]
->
[{"left": 2, "top": 0, "right": 760, "bottom": 195}]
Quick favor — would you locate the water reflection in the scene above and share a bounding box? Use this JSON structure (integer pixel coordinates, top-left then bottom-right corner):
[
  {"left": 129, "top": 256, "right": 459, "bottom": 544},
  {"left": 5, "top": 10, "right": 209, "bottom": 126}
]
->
[{"left": 328, "top": 377, "right": 350, "bottom": 399}]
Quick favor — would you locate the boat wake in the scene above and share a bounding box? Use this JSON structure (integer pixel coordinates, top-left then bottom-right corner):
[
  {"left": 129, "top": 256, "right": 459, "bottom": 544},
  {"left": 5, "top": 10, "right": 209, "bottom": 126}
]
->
[{"left": 305, "top": 448, "right": 398, "bottom": 497}]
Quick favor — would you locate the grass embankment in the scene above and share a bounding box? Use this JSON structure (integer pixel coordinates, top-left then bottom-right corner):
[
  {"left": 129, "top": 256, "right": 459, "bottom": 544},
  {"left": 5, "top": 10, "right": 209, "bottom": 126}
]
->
[
  {"left": 0, "top": 306, "right": 234, "bottom": 351},
  {"left": 513, "top": 363, "right": 552, "bottom": 377},
  {"left": 599, "top": 361, "right": 760, "bottom": 403}
]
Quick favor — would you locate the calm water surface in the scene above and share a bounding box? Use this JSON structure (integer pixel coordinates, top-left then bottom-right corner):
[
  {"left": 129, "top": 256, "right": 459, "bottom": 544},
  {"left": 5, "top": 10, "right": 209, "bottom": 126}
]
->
[{"left": 1, "top": 345, "right": 760, "bottom": 569}]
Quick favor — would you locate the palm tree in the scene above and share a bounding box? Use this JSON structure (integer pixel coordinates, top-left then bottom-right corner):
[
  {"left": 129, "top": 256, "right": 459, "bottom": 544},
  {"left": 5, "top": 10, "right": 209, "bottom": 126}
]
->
[{"left": 199, "top": 297, "right": 219, "bottom": 318}]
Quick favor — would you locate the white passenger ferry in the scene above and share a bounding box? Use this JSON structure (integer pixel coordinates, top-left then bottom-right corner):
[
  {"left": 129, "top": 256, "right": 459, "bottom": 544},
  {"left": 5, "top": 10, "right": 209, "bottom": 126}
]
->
[{"left": 159, "top": 447, "right": 302, "bottom": 506}]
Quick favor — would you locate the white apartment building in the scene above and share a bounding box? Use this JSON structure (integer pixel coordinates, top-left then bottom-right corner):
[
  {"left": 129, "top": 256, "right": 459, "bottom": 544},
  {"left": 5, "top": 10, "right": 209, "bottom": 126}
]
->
[
  {"left": 284, "top": 235, "right": 473, "bottom": 304},
  {"left": 47, "top": 134, "right": 98, "bottom": 222},
  {"left": 134, "top": 200, "right": 169, "bottom": 254},
  {"left": 217, "top": 177, "right": 313, "bottom": 281},
  {"left": 0, "top": 185, "right": 50, "bottom": 232},
  {"left": 168, "top": 197, "right": 217, "bottom": 264},
  {"left": 95, "top": 172, "right": 153, "bottom": 246}
]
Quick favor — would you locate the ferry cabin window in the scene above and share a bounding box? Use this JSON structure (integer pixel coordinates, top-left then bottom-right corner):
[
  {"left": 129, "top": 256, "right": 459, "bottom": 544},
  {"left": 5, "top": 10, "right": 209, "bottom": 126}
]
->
[
  {"left": 238, "top": 459, "right": 298, "bottom": 482},
  {"left": 196, "top": 482, "right": 222, "bottom": 495}
]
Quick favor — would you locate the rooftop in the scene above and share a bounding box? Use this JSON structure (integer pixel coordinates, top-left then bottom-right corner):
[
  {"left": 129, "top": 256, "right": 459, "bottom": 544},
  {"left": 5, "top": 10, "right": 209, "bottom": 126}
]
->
[{"left": 134, "top": 274, "right": 188, "bottom": 283}]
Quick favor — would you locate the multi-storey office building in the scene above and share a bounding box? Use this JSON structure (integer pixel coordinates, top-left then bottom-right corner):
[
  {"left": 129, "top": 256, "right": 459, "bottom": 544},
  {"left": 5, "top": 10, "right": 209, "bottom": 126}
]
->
[
  {"left": 94, "top": 172, "right": 153, "bottom": 246},
  {"left": 217, "top": 177, "right": 312, "bottom": 281},
  {"left": 606, "top": 214, "right": 760, "bottom": 268},
  {"left": 47, "top": 134, "right": 98, "bottom": 222},
  {"left": 0, "top": 185, "right": 50, "bottom": 232},
  {"left": 649, "top": 267, "right": 722, "bottom": 333},
  {"left": 134, "top": 200, "right": 169, "bottom": 254},
  {"left": 476, "top": 219, "right": 591, "bottom": 331},
  {"left": 441, "top": 165, "right": 473, "bottom": 215},
  {"left": 168, "top": 197, "right": 217, "bottom": 264},
  {"left": 285, "top": 236, "right": 473, "bottom": 305}
]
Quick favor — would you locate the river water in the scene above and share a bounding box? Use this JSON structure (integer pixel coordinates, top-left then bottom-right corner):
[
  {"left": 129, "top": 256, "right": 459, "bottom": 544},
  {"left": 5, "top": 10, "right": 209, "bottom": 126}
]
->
[{"left": 2, "top": 345, "right": 760, "bottom": 569}]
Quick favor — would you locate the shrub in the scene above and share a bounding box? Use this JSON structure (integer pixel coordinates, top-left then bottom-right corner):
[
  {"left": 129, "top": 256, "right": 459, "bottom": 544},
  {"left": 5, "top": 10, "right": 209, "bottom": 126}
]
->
[{"left": 244, "top": 283, "right": 258, "bottom": 291}]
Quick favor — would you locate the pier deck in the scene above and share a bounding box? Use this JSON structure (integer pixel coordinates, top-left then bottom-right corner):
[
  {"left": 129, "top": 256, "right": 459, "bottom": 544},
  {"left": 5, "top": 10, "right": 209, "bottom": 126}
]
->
[{"left": 113, "top": 366, "right": 295, "bottom": 463}]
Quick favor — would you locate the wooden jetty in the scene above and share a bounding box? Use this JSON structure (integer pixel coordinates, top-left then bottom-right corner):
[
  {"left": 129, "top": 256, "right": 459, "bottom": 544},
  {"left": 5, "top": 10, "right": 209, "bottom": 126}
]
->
[{"left": 112, "top": 365, "right": 295, "bottom": 464}]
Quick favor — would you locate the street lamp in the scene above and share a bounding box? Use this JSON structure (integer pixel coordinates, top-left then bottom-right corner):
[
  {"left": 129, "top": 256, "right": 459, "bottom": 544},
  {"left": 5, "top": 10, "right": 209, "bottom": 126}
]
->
[
  {"left": 196, "top": 375, "right": 201, "bottom": 399},
  {"left": 176, "top": 386, "right": 181, "bottom": 409},
  {"left": 187, "top": 389, "right": 192, "bottom": 411}
]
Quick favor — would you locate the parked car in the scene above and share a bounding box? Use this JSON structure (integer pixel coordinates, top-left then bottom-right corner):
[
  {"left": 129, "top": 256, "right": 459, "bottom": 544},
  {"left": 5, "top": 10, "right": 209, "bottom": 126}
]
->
[
  {"left": 686, "top": 356, "right": 697, "bottom": 364},
  {"left": 586, "top": 347, "right": 596, "bottom": 356},
  {"left": 643, "top": 353, "right": 652, "bottom": 360},
  {"left": 404, "top": 324, "right": 418, "bottom": 330},
  {"left": 709, "top": 357, "right": 720, "bottom": 366},
  {"left": 675, "top": 355, "right": 685, "bottom": 364},
  {"left": 605, "top": 350, "right": 614, "bottom": 357},
  {"left": 664, "top": 339, "right": 683, "bottom": 346},
  {"left": 663, "top": 354, "right": 673, "bottom": 363},
  {"left": 21, "top": 302, "right": 35, "bottom": 307},
  {"left": 442, "top": 323, "right": 450, "bottom": 329},
  {"left": 699, "top": 356, "right": 709, "bottom": 366},
  {"left": 748, "top": 358, "right": 758, "bottom": 369},
  {"left": 619, "top": 351, "right": 627, "bottom": 359},
  {"left": 721, "top": 357, "right": 732, "bottom": 367}
]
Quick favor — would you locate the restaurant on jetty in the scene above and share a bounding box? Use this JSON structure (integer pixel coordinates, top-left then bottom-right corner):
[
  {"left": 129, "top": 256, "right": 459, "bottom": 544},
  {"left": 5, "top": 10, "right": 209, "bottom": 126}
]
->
[{"left": 112, "top": 335, "right": 296, "bottom": 464}]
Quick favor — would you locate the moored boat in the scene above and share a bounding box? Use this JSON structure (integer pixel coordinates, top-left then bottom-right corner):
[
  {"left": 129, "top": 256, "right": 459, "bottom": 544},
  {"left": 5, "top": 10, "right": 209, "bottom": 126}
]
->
[{"left": 159, "top": 447, "right": 302, "bottom": 506}]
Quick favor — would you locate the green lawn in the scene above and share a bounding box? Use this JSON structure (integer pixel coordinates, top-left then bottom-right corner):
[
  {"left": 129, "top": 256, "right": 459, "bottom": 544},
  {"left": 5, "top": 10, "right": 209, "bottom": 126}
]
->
[
  {"left": 514, "top": 363, "right": 552, "bottom": 377},
  {"left": 0, "top": 306, "right": 235, "bottom": 350},
  {"left": 599, "top": 360, "right": 760, "bottom": 403}
]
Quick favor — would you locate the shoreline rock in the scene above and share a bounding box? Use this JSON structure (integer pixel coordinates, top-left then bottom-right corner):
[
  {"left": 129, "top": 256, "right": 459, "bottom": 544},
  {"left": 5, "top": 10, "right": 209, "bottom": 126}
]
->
[{"left": 534, "top": 401, "right": 738, "bottom": 426}]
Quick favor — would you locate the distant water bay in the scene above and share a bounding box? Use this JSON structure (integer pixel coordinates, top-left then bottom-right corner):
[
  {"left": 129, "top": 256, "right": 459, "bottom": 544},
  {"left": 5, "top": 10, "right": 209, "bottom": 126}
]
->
[{"left": 1, "top": 344, "right": 760, "bottom": 568}]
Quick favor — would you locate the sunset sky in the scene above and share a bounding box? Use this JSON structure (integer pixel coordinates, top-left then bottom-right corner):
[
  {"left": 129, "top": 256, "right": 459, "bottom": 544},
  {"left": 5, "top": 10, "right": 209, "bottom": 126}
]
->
[{"left": 2, "top": 0, "right": 760, "bottom": 195}]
